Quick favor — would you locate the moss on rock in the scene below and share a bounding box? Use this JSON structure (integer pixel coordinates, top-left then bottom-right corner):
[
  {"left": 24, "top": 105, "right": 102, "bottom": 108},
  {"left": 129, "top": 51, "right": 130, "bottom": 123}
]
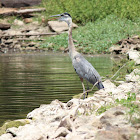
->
[{"left": 0, "top": 119, "right": 31, "bottom": 136}]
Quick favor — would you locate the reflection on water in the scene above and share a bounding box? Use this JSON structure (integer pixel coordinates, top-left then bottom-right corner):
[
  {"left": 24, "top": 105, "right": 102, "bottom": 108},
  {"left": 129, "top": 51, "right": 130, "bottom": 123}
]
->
[{"left": 0, "top": 53, "right": 112, "bottom": 125}]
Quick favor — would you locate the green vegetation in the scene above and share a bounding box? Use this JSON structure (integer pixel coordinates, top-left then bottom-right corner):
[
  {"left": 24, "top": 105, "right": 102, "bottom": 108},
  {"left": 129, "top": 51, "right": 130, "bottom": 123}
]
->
[
  {"left": 39, "top": 0, "right": 140, "bottom": 53},
  {"left": 97, "top": 102, "right": 115, "bottom": 114},
  {"left": 97, "top": 92, "right": 139, "bottom": 117},
  {"left": 41, "top": 0, "right": 140, "bottom": 24},
  {"left": 41, "top": 15, "right": 140, "bottom": 53},
  {"left": 115, "top": 93, "right": 138, "bottom": 115}
]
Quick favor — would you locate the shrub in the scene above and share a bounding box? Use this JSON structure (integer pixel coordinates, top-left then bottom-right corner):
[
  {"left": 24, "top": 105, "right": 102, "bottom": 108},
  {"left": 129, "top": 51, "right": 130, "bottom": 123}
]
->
[{"left": 41, "top": 0, "right": 140, "bottom": 24}]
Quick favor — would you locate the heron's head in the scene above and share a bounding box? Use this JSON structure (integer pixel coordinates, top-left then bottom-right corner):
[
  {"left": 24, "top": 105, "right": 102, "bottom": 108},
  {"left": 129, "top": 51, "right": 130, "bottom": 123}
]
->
[{"left": 50, "top": 12, "right": 72, "bottom": 26}]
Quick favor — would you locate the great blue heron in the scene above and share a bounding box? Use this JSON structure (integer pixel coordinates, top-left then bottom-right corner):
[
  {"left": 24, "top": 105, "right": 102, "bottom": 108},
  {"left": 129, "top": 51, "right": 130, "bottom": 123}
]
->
[{"left": 51, "top": 13, "right": 104, "bottom": 98}]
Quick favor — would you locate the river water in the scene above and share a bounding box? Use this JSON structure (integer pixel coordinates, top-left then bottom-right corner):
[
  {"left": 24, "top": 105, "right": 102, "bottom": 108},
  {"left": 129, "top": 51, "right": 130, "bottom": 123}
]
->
[{"left": 0, "top": 53, "right": 113, "bottom": 126}]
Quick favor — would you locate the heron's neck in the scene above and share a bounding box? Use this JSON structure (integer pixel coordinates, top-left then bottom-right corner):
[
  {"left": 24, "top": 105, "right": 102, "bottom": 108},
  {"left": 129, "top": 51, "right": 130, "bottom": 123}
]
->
[{"left": 68, "top": 23, "right": 76, "bottom": 59}]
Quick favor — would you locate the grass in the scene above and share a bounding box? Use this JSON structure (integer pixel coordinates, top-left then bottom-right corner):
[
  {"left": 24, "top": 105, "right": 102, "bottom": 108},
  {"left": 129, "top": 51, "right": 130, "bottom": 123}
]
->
[{"left": 40, "top": 15, "right": 140, "bottom": 54}]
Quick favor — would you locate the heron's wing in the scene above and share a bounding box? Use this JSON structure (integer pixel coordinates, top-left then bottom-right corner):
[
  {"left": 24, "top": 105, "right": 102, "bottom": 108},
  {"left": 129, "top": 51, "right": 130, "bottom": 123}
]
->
[{"left": 72, "top": 54, "right": 101, "bottom": 85}]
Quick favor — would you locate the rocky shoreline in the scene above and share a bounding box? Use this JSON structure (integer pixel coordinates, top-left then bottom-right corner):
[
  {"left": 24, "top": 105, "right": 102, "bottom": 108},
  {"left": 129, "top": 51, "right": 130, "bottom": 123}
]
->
[{"left": 0, "top": 50, "right": 139, "bottom": 140}]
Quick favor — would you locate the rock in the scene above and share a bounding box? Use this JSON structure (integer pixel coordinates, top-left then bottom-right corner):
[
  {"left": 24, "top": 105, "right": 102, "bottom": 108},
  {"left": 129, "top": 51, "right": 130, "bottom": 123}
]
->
[
  {"left": 58, "top": 116, "right": 73, "bottom": 131},
  {"left": 136, "top": 94, "right": 140, "bottom": 101},
  {"left": 48, "top": 21, "right": 78, "bottom": 32},
  {"left": 24, "top": 18, "right": 33, "bottom": 24},
  {"left": 4, "top": 39, "right": 13, "bottom": 44},
  {"left": 27, "top": 100, "right": 67, "bottom": 123},
  {"left": 95, "top": 130, "right": 124, "bottom": 140},
  {"left": 127, "top": 50, "right": 140, "bottom": 61},
  {"left": 100, "top": 106, "right": 128, "bottom": 128},
  {"left": 126, "top": 69, "right": 140, "bottom": 82},
  {"left": 6, "top": 127, "right": 18, "bottom": 137},
  {"left": 66, "top": 133, "right": 83, "bottom": 140},
  {"left": 110, "top": 36, "right": 140, "bottom": 54},
  {"left": 109, "top": 45, "right": 122, "bottom": 54},
  {"left": 0, "top": 23, "right": 11, "bottom": 30},
  {"left": 54, "top": 127, "right": 70, "bottom": 138},
  {"left": 0, "top": 133, "right": 13, "bottom": 140},
  {"left": 102, "top": 80, "right": 116, "bottom": 93},
  {"left": 14, "top": 19, "right": 24, "bottom": 26},
  {"left": 14, "top": 44, "right": 22, "bottom": 50},
  {"left": 135, "top": 59, "right": 140, "bottom": 65}
]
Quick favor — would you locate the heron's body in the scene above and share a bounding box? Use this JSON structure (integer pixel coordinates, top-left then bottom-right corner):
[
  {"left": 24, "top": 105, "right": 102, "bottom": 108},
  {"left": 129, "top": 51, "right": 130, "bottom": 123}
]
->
[
  {"left": 51, "top": 13, "right": 104, "bottom": 97},
  {"left": 72, "top": 53, "right": 103, "bottom": 89},
  {"left": 67, "top": 20, "right": 104, "bottom": 90}
]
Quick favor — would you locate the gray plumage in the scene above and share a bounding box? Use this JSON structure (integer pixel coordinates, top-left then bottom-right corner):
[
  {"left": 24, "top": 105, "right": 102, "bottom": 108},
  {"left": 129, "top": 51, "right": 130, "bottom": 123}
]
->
[{"left": 72, "top": 53, "right": 104, "bottom": 89}]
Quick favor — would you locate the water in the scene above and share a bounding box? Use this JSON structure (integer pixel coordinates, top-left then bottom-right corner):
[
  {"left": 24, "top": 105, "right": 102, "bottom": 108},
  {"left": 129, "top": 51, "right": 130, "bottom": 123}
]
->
[{"left": 0, "top": 53, "right": 112, "bottom": 126}]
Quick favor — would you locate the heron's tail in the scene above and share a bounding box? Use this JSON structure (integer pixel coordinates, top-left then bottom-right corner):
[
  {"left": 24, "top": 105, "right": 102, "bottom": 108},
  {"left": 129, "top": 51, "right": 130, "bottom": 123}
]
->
[{"left": 96, "top": 81, "right": 104, "bottom": 89}]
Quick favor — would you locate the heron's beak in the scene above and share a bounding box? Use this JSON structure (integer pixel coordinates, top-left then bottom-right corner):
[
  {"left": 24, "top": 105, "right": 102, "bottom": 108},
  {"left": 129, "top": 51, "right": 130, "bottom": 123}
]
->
[
  {"left": 50, "top": 14, "right": 61, "bottom": 17},
  {"left": 49, "top": 14, "right": 61, "bottom": 21}
]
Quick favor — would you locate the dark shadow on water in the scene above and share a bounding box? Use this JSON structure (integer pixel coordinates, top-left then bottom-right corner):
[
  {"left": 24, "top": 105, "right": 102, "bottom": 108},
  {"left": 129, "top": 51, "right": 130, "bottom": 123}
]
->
[{"left": 0, "top": 52, "right": 113, "bottom": 126}]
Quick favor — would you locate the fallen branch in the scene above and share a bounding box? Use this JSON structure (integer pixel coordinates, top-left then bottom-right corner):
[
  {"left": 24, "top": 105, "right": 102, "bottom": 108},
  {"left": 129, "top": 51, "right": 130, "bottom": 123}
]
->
[
  {"left": 0, "top": 8, "right": 46, "bottom": 16},
  {"left": 1, "top": 32, "right": 59, "bottom": 38}
]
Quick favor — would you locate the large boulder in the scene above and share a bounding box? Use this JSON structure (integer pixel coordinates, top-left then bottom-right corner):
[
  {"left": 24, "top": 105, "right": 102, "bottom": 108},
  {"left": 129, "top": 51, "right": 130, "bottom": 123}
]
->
[
  {"left": 0, "top": 0, "right": 42, "bottom": 8},
  {"left": 48, "top": 21, "right": 78, "bottom": 33}
]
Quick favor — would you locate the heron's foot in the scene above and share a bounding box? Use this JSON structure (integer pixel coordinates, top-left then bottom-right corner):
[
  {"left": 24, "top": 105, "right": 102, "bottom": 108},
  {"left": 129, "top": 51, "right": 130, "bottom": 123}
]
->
[
  {"left": 79, "top": 89, "right": 91, "bottom": 100},
  {"left": 86, "top": 87, "right": 89, "bottom": 98},
  {"left": 83, "top": 90, "right": 86, "bottom": 99}
]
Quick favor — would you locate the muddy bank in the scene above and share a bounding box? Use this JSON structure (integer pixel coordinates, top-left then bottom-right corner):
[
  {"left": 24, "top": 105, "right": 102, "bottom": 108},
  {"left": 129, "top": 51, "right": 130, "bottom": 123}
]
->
[{"left": 0, "top": 51, "right": 139, "bottom": 140}]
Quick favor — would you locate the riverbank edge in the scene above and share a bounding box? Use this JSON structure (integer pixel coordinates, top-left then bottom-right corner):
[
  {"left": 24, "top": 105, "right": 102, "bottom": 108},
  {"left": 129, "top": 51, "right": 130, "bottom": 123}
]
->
[{"left": 0, "top": 50, "right": 140, "bottom": 140}]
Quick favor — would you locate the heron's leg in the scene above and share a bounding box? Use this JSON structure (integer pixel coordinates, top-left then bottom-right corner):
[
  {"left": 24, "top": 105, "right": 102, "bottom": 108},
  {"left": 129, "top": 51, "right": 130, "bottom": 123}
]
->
[
  {"left": 80, "top": 77, "right": 86, "bottom": 99},
  {"left": 86, "top": 81, "right": 89, "bottom": 98},
  {"left": 79, "top": 81, "right": 99, "bottom": 100}
]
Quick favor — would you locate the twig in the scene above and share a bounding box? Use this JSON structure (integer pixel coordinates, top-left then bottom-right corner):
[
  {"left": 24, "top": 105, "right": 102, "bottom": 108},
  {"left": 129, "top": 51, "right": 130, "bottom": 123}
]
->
[
  {"left": 79, "top": 81, "right": 99, "bottom": 100},
  {"left": 110, "top": 62, "right": 128, "bottom": 80}
]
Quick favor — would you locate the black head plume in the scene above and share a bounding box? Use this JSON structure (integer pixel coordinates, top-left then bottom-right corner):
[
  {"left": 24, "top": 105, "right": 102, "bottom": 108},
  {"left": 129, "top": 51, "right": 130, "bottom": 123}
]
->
[{"left": 61, "top": 12, "right": 71, "bottom": 17}]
